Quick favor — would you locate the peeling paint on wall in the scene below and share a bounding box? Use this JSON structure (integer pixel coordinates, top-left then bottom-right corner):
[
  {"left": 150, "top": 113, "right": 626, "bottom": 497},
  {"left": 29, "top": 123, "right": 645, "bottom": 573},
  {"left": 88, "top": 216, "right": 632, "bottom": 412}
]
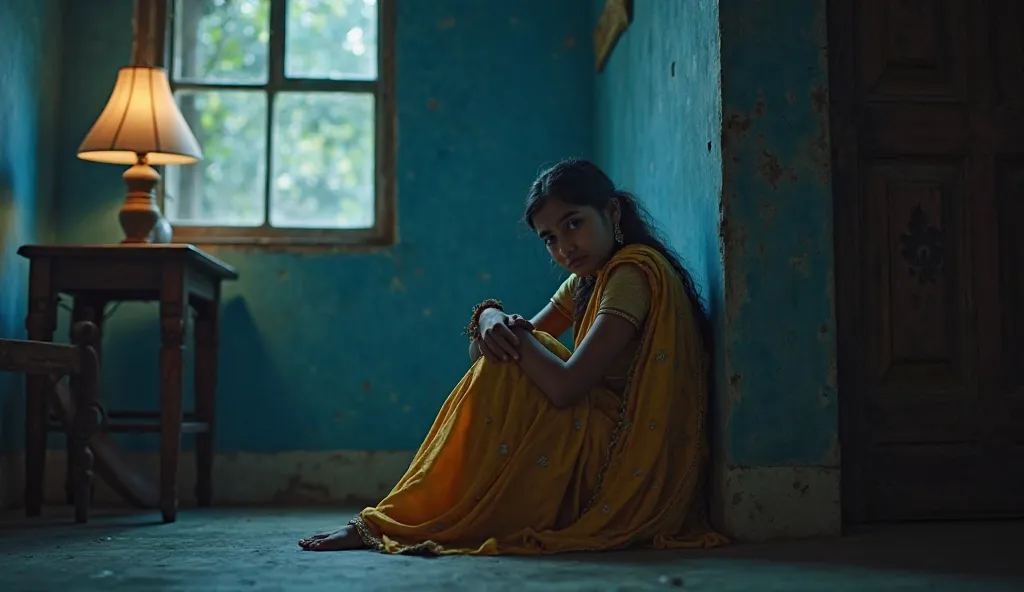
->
[{"left": 720, "top": 0, "right": 838, "bottom": 469}]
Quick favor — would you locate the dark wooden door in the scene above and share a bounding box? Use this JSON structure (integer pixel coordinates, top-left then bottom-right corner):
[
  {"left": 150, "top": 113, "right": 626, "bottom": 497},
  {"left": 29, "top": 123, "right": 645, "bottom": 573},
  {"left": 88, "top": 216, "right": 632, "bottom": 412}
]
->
[{"left": 830, "top": 0, "right": 1024, "bottom": 522}]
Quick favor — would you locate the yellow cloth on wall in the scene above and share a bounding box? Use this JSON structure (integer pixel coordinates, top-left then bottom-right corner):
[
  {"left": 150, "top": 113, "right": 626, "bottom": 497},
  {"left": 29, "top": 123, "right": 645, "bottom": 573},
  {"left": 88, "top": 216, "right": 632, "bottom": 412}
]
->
[{"left": 352, "top": 244, "right": 728, "bottom": 555}]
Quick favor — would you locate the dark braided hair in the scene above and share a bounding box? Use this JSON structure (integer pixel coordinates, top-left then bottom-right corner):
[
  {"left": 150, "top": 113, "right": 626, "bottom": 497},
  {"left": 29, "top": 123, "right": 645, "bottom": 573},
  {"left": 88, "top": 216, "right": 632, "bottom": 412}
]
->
[{"left": 524, "top": 159, "right": 712, "bottom": 352}]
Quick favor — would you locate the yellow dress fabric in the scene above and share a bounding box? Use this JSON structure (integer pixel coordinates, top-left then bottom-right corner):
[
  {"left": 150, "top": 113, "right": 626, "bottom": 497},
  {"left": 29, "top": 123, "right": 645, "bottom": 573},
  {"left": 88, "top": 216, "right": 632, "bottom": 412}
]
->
[
  {"left": 352, "top": 245, "right": 728, "bottom": 555},
  {"left": 550, "top": 264, "right": 650, "bottom": 390}
]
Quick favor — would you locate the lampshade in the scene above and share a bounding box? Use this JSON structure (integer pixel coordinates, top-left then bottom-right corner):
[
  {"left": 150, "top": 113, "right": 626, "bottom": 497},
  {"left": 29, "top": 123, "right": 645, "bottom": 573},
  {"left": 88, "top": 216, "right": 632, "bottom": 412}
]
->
[{"left": 77, "top": 66, "right": 203, "bottom": 166}]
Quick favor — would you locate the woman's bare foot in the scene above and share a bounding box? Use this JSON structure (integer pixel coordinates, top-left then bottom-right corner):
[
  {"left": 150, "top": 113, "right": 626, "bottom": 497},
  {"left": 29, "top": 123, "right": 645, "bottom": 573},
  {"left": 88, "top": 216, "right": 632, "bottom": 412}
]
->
[{"left": 297, "top": 525, "right": 366, "bottom": 551}]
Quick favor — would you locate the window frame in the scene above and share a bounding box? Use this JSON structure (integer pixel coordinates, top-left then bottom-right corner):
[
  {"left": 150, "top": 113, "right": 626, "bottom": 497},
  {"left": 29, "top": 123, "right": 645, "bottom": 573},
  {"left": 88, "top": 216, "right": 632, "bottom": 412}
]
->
[{"left": 159, "top": 0, "right": 397, "bottom": 249}]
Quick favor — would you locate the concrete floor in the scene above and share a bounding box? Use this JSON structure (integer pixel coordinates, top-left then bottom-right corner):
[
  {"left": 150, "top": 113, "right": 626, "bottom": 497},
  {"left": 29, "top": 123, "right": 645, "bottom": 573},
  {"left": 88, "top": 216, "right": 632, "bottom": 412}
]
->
[{"left": 0, "top": 508, "right": 1021, "bottom": 592}]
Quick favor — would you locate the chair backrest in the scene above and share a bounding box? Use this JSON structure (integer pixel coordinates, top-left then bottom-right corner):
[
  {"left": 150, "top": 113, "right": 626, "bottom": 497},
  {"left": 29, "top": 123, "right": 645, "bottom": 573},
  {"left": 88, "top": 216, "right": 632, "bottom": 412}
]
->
[
  {"left": 0, "top": 321, "right": 100, "bottom": 377},
  {"left": 0, "top": 339, "right": 82, "bottom": 376}
]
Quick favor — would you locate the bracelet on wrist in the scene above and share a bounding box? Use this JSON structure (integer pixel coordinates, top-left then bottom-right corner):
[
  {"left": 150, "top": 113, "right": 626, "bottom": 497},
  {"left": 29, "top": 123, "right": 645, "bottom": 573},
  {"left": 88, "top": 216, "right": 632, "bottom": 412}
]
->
[{"left": 464, "top": 299, "right": 503, "bottom": 341}]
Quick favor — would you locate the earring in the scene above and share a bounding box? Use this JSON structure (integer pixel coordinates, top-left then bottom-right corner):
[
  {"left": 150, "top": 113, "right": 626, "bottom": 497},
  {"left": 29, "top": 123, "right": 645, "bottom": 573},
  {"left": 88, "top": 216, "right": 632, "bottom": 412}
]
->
[{"left": 613, "top": 222, "right": 624, "bottom": 245}]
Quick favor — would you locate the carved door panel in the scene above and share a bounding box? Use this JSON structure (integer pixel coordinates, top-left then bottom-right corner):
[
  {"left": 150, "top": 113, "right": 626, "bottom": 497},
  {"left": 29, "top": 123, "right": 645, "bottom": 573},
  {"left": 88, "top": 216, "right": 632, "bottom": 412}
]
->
[{"left": 830, "top": 0, "right": 1024, "bottom": 522}]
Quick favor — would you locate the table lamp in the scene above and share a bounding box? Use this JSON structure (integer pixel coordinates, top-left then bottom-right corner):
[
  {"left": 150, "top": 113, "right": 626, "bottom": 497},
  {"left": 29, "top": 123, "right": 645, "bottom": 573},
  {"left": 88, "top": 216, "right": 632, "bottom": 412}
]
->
[{"left": 77, "top": 66, "right": 203, "bottom": 244}]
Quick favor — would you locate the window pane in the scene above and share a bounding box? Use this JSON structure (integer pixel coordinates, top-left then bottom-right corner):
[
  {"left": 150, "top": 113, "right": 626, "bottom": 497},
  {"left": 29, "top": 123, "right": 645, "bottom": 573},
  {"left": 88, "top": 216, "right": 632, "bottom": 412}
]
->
[
  {"left": 172, "top": 0, "right": 270, "bottom": 84},
  {"left": 285, "top": 0, "right": 378, "bottom": 80},
  {"left": 165, "top": 90, "right": 267, "bottom": 227},
  {"left": 270, "top": 92, "right": 375, "bottom": 229}
]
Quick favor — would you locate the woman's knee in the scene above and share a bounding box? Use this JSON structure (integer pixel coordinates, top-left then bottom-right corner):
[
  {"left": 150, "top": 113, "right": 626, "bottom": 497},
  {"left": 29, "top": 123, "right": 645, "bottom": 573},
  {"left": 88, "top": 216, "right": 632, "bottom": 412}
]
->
[
  {"left": 530, "top": 330, "right": 572, "bottom": 361},
  {"left": 472, "top": 332, "right": 570, "bottom": 378}
]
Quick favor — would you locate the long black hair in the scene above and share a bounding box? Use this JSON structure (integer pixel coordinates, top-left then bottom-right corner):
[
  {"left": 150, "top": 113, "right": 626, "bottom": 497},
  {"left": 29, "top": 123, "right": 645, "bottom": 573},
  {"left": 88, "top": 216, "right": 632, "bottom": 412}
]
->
[{"left": 524, "top": 159, "right": 712, "bottom": 352}]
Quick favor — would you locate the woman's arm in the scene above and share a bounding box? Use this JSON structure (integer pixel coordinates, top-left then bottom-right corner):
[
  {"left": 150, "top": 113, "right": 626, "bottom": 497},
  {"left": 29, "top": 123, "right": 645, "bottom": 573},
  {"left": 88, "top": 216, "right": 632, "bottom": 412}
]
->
[
  {"left": 511, "top": 314, "right": 638, "bottom": 408},
  {"left": 529, "top": 302, "right": 574, "bottom": 338},
  {"left": 469, "top": 302, "right": 573, "bottom": 363}
]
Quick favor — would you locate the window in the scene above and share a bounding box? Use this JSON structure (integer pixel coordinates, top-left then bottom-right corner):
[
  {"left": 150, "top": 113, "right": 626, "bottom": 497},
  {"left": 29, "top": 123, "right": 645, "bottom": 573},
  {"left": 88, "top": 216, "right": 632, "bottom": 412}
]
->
[{"left": 163, "top": 0, "right": 395, "bottom": 247}]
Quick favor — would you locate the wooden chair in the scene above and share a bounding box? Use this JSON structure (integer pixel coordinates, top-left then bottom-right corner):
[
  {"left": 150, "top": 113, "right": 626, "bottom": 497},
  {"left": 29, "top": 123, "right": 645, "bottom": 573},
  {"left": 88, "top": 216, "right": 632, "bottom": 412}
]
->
[{"left": 0, "top": 322, "right": 101, "bottom": 523}]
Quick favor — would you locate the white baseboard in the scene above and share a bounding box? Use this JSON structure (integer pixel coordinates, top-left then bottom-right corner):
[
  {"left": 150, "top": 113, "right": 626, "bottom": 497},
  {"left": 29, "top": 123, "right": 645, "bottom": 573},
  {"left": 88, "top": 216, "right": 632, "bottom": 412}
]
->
[
  {"left": 1, "top": 449, "right": 416, "bottom": 508},
  {"left": 711, "top": 464, "right": 842, "bottom": 541},
  {"left": 1, "top": 451, "right": 842, "bottom": 542}
]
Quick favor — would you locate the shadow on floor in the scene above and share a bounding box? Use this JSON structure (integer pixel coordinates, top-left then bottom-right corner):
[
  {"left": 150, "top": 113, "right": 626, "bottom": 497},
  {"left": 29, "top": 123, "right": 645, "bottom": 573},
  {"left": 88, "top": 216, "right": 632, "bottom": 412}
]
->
[
  {"left": 526, "top": 519, "right": 1024, "bottom": 580},
  {"left": 0, "top": 507, "right": 1020, "bottom": 592}
]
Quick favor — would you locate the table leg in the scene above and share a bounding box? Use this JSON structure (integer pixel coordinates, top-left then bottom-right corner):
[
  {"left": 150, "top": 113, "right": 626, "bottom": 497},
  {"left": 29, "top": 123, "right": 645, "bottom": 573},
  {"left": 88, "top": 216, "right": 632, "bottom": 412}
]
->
[
  {"left": 24, "top": 260, "right": 55, "bottom": 517},
  {"left": 194, "top": 293, "right": 219, "bottom": 507},
  {"left": 70, "top": 322, "right": 101, "bottom": 524},
  {"left": 159, "top": 272, "right": 186, "bottom": 523},
  {"left": 66, "top": 298, "right": 105, "bottom": 506}
]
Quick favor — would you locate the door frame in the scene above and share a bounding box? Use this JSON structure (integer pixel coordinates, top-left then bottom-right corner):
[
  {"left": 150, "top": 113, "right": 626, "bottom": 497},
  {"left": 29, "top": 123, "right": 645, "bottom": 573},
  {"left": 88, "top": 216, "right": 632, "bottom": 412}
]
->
[{"left": 826, "top": 0, "right": 869, "bottom": 525}]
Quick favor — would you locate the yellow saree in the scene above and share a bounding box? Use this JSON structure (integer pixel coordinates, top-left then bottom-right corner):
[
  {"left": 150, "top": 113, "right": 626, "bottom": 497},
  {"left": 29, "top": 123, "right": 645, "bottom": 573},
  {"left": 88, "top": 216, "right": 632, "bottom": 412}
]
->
[{"left": 351, "top": 245, "right": 728, "bottom": 554}]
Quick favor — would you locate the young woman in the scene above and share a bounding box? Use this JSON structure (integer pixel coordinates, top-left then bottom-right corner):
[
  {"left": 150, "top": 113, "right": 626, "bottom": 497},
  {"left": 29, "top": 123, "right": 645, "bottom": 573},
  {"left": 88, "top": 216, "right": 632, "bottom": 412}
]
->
[{"left": 299, "top": 159, "right": 727, "bottom": 554}]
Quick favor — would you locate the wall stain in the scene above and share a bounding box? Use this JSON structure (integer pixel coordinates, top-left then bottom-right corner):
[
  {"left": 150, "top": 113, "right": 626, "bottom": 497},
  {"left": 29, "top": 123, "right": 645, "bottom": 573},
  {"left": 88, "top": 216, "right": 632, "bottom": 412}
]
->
[
  {"left": 720, "top": 215, "right": 749, "bottom": 329},
  {"left": 328, "top": 453, "right": 353, "bottom": 466},
  {"left": 822, "top": 433, "right": 841, "bottom": 467},
  {"left": 721, "top": 212, "right": 748, "bottom": 417},
  {"left": 825, "top": 356, "right": 837, "bottom": 395},
  {"left": 272, "top": 475, "right": 332, "bottom": 504},
  {"left": 819, "top": 386, "right": 831, "bottom": 408},
  {"left": 810, "top": 84, "right": 828, "bottom": 115},
  {"left": 757, "top": 200, "right": 778, "bottom": 231},
  {"left": 756, "top": 149, "right": 797, "bottom": 189},
  {"left": 788, "top": 253, "right": 809, "bottom": 276},
  {"left": 752, "top": 94, "right": 766, "bottom": 117},
  {"left": 722, "top": 112, "right": 752, "bottom": 149},
  {"left": 802, "top": 82, "right": 833, "bottom": 187}
]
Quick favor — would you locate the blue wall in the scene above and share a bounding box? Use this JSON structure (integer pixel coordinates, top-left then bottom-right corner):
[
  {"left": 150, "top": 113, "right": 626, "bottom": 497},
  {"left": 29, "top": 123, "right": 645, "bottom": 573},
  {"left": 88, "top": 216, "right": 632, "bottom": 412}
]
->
[
  {"left": 0, "top": 0, "right": 62, "bottom": 452},
  {"left": 592, "top": 0, "right": 726, "bottom": 453},
  {"left": 5, "top": 0, "right": 836, "bottom": 478},
  {"left": 719, "top": 0, "right": 837, "bottom": 467},
  {"left": 594, "top": 0, "right": 837, "bottom": 470},
  {"left": 50, "top": 0, "right": 594, "bottom": 452}
]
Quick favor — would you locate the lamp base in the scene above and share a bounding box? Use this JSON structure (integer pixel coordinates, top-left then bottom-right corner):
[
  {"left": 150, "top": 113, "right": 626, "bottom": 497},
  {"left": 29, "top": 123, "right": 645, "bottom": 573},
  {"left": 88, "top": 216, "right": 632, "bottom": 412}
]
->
[{"left": 119, "top": 162, "right": 172, "bottom": 244}]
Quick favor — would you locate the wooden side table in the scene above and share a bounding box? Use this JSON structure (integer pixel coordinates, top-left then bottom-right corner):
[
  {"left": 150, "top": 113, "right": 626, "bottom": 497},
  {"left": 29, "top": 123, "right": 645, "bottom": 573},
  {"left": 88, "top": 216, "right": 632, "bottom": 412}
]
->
[{"left": 17, "top": 244, "right": 238, "bottom": 523}]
